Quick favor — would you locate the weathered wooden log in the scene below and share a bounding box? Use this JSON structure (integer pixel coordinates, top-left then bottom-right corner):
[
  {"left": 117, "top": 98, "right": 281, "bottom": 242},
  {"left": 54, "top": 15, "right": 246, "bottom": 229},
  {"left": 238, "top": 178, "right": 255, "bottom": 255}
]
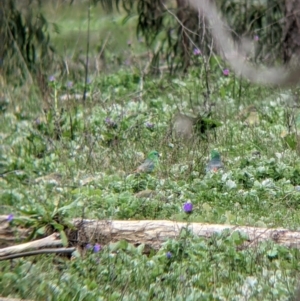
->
[
  {"left": 2, "top": 215, "right": 300, "bottom": 253},
  {"left": 74, "top": 219, "right": 300, "bottom": 250}
]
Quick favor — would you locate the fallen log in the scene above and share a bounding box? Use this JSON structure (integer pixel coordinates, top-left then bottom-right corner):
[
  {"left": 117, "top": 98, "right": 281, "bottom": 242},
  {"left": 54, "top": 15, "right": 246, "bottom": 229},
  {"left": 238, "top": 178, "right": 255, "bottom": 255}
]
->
[
  {"left": 2, "top": 215, "right": 300, "bottom": 254},
  {"left": 74, "top": 219, "right": 300, "bottom": 250}
]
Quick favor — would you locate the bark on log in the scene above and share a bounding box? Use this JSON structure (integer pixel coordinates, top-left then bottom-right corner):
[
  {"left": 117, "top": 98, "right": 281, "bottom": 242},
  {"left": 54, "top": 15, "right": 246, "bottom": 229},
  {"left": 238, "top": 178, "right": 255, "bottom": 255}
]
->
[{"left": 74, "top": 219, "right": 300, "bottom": 250}]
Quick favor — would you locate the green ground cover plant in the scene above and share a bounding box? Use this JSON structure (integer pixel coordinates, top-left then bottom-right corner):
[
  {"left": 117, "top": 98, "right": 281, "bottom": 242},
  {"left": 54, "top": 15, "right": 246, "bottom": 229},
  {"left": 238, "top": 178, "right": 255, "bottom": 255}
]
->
[{"left": 2, "top": 2, "right": 300, "bottom": 300}]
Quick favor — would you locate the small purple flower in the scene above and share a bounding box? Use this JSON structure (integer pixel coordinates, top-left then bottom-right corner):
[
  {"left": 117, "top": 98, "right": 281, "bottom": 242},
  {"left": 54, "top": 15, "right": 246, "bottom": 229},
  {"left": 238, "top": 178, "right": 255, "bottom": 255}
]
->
[
  {"left": 183, "top": 202, "right": 193, "bottom": 213},
  {"left": 105, "top": 117, "right": 117, "bottom": 128},
  {"left": 145, "top": 122, "right": 154, "bottom": 130},
  {"left": 166, "top": 251, "right": 172, "bottom": 259},
  {"left": 223, "top": 69, "right": 229, "bottom": 76},
  {"left": 7, "top": 214, "right": 14, "bottom": 222},
  {"left": 124, "top": 59, "right": 131, "bottom": 66},
  {"left": 93, "top": 243, "right": 101, "bottom": 253},
  {"left": 67, "top": 81, "right": 73, "bottom": 88},
  {"left": 254, "top": 35, "right": 259, "bottom": 41},
  {"left": 86, "top": 243, "right": 92, "bottom": 250},
  {"left": 193, "top": 48, "right": 201, "bottom": 56},
  {"left": 35, "top": 118, "right": 42, "bottom": 126},
  {"left": 48, "top": 75, "right": 55, "bottom": 82}
]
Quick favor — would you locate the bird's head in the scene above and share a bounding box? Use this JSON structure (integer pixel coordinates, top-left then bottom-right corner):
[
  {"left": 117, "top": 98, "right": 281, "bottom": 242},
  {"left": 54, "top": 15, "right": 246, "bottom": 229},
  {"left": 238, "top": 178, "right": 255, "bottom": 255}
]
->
[
  {"left": 147, "top": 150, "right": 160, "bottom": 161},
  {"left": 211, "top": 150, "right": 221, "bottom": 160}
]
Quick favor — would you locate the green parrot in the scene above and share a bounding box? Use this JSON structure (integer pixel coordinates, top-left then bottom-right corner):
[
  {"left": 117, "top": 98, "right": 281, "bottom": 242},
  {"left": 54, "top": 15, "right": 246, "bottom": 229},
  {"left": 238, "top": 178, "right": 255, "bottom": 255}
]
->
[
  {"left": 206, "top": 150, "right": 224, "bottom": 173},
  {"left": 134, "top": 150, "right": 160, "bottom": 173}
]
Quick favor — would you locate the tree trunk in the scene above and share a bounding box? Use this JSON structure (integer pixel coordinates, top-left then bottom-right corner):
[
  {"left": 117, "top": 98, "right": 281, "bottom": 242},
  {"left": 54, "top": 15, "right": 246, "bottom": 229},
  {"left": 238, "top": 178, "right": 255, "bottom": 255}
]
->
[
  {"left": 283, "top": 0, "right": 300, "bottom": 64},
  {"left": 176, "top": 0, "right": 191, "bottom": 71},
  {"left": 175, "top": 0, "right": 208, "bottom": 71}
]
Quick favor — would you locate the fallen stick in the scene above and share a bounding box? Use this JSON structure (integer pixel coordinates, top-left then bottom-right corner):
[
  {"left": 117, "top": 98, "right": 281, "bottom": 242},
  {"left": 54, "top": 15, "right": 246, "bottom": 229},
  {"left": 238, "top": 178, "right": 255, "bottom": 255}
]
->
[
  {"left": 0, "top": 233, "right": 62, "bottom": 257},
  {"left": 0, "top": 247, "right": 76, "bottom": 261},
  {"left": 0, "top": 296, "right": 33, "bottom": 301}
]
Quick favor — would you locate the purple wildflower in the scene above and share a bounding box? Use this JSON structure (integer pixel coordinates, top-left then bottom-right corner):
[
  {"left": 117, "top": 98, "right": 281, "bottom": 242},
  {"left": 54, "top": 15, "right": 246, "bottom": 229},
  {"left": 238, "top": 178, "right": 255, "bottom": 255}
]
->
[
  {"left": 7, "top": 214, "right": 14, "bottom": 222},
  {"left": 105, "top": 117, "right": 117, "bottom": 129},
  {"left": 166, "top": 251, "right": 172, "bottom": 259},
  {"left": 35, "top": 118, "right": 42, "bottom": 126},
  {"left": 193, "top": 48, "right": 201, "bottom": 56},
  {"left": 183, "top": 202, "right": 193, "bottom": 213},
  {"left": 86, "top": 243, "right": 92, "bottom": 250},
  {"left": 48, "top": 75, "right": 55, "bottom": 82},
  {"left": 223, "top": 69, "right": 229, "bottom": 76},
  {"left": 93, "top": 243, "right": 101, "bottom": 253},
  {"left": 67, "top": 81, "right": 73, "bottom": 88},
  {"left": 254, "top": 35, "right": 259, "bottom": 41},
  {"left": 145, "top": 122, "right": 154, "bottom": 130}
]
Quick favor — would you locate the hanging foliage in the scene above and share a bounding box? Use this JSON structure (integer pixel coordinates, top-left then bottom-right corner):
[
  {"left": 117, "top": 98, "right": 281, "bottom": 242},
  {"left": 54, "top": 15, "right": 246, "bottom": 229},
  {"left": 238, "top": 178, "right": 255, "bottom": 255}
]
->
[
  {"left": 217, "top": 0, "right": 284, "bottom": 64},
  {"left": 0, "top": 0, "right": 57, "bottom": 83},
  {"left": 96, "top": 0, "right": 284, "bottom": 72}
]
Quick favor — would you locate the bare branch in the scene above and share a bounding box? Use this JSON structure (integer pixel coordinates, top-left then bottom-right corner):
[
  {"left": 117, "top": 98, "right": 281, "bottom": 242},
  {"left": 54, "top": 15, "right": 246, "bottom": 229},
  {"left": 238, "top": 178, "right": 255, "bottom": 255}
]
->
[
  {"left": 0, "top": 247, "right": 75, "bottom": 261},
  {"left": 0, "top": 233, "right": 62, "bottom": 257}
]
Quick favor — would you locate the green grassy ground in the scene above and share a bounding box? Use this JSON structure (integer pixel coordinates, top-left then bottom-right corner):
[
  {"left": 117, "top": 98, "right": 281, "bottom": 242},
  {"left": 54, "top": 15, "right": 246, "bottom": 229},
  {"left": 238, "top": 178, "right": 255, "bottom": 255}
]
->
[{"left": 1, "top": 2, "right": 300, "bottom": 300}]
